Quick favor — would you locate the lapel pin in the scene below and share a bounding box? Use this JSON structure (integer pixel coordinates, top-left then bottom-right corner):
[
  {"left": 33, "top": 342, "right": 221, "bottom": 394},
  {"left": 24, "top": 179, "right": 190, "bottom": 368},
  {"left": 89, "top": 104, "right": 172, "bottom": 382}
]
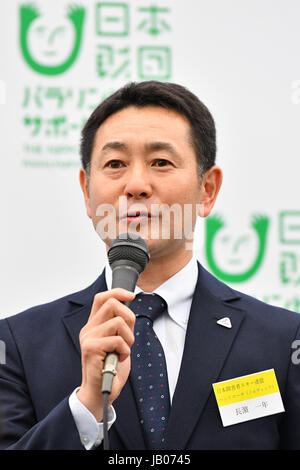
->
[{"left": 217, "top": 317, "right": 232, "bottom": 329}]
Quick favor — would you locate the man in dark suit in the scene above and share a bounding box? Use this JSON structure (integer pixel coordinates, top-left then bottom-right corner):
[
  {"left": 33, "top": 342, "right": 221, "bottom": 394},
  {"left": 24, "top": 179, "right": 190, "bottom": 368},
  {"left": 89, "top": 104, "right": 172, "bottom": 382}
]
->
[{"left": 1, "top": 81, "right": 300, "bottom": 450}]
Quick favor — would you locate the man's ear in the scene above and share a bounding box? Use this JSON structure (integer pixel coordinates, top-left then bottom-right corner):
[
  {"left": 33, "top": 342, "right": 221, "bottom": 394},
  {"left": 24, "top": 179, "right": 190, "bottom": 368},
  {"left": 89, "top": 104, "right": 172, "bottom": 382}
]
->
[
  {"left": 79, "top": 168, "right": 92, "bottom": 219},
  {"left": 198, "top": 165, "right": 223, "bottom": 218}
]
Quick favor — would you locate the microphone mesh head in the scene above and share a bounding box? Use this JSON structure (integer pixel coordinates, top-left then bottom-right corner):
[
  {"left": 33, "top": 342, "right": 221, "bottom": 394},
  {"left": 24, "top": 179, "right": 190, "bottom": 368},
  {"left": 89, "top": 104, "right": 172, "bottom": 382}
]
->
[{"left": 108, "top": 233, "right": 150, "bottom": 273}]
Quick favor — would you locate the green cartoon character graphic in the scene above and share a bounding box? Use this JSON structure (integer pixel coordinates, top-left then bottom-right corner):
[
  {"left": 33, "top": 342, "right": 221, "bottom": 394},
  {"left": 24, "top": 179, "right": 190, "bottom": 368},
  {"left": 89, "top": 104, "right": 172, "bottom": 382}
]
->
[
  {"left": 19, "top": 3, "right": 85, "bottom": 75},
  {"left": 205, "top": 214, "right": 269, "bottom": 283}
]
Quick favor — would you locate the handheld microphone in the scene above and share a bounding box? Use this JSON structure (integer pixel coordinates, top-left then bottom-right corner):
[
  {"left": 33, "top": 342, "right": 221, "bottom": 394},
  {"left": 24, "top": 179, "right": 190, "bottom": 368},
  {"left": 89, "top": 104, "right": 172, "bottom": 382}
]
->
[{"left": 101, "top": 233, "right": 150, "bottom": 394}]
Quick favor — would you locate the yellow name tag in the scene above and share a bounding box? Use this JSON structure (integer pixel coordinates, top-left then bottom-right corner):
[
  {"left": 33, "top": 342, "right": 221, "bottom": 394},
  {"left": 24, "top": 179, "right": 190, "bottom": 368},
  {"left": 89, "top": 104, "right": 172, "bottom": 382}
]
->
[{"left": 212, "top": 369, "right": 284, "bottom": 427}]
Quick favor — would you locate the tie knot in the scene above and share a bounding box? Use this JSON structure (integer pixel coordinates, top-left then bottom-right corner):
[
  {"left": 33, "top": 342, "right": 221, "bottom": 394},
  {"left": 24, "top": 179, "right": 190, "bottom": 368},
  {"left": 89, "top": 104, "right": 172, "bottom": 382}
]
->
[{"left": 131, "top": 293, "right": 167, "bottom": 322}]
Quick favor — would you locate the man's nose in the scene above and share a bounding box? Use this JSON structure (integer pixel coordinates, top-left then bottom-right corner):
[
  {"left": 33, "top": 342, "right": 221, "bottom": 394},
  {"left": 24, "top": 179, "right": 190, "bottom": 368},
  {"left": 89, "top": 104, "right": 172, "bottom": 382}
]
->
[{"left": 124, "top": 165, "right": 153, "bottom": 200}]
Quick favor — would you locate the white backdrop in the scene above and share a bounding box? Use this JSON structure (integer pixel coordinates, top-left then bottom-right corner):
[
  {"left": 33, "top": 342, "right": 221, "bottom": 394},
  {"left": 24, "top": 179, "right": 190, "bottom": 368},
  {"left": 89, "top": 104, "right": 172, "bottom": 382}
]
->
[{"left": 1, "top": 0, "right": 300, "bottom": 318}]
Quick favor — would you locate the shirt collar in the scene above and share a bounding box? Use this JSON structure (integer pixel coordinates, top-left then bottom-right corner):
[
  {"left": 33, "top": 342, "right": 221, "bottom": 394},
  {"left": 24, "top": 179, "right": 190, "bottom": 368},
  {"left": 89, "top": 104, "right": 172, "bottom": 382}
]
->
[{"left": 105, "top": 256, "right": 198, "bottom": 328}]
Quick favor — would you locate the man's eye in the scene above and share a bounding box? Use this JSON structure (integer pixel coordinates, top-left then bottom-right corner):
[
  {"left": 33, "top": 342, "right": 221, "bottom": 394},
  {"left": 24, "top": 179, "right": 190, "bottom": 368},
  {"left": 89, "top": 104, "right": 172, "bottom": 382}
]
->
[
  {"left": 154, "top": 159, "right": 170, "bottom": 167},
  {"left": 107, "top": 160, "right": 123, "bottom": 169}
]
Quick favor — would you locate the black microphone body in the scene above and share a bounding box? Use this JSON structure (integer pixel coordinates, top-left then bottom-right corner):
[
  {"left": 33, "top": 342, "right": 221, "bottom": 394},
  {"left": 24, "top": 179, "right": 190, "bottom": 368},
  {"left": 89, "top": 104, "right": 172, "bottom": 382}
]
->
[{"left": 101, "top": 233, "right": 150, "bottom": 394}]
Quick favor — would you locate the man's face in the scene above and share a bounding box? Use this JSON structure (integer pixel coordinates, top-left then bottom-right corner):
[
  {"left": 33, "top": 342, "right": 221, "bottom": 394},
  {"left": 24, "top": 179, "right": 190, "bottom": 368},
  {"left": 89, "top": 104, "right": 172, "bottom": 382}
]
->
[{"left": 80, "top": 105, "right": 217, "bottom": 260}]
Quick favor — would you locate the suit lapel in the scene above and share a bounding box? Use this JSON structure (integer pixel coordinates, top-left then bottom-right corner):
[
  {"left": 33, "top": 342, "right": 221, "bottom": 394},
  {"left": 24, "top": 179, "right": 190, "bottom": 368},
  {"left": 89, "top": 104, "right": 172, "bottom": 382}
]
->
[
  {"left": 61, "top": 273, "right": 108, "bottom": 356},
  {"left": 163, "top": 264, "right": 246, "bottom": 450},
  {"left": 61, "top": 303, "right": 92, "bottom": 355},
  {"left": 113, "top": 379, "right": 147, "bottom": 449}
]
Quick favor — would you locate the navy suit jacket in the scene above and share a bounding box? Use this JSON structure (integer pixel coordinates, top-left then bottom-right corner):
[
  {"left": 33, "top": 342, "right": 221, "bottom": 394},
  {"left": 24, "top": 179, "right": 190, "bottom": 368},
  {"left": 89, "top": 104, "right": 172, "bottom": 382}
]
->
[{"left": 0, "top": 263, "right": 300, "bottom": 450}]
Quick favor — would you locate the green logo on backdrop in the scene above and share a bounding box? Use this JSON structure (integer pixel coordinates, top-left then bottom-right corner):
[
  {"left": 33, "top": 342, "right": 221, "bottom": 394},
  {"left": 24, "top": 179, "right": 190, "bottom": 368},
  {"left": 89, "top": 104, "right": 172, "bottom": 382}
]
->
[
  {"left": 19, "top": 4, "right": 85, "bottom": 75},
  {"left": 205, "top": 214, "right": 269, "bottom": 283}
]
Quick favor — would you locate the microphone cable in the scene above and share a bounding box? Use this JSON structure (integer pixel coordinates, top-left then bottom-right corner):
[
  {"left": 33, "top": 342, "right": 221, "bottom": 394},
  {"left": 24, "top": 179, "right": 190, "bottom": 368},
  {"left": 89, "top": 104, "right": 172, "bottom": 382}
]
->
[{"left": 102, "top": 390, "right": 110, "bottom": 450}]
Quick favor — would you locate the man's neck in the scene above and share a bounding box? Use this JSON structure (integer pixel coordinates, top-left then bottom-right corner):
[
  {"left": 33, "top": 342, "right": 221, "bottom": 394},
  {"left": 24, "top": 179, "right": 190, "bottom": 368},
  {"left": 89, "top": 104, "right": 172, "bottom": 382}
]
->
[{"left": 136, "top": 249, "right": 193, "bottom": 292}]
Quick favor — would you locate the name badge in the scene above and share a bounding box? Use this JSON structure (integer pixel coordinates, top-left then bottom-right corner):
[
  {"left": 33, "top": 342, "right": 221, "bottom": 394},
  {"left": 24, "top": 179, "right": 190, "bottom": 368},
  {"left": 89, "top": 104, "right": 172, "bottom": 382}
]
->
[{"left": 212, "top": 369, "right": 284, "bottom": 427}]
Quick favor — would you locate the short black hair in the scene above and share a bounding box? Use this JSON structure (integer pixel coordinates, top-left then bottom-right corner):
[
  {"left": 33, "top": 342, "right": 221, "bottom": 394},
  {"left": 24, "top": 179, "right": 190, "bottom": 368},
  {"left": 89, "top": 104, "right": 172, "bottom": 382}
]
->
[{"left": 80, "top": 81, "right": 216, "bottom": 176}]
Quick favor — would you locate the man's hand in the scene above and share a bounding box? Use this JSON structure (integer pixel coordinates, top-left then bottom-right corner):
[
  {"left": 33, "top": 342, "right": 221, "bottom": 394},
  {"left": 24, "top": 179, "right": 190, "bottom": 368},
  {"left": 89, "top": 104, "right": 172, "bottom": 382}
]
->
[{"left": 76, "top": 288, "right": 136, "bottom": 422}]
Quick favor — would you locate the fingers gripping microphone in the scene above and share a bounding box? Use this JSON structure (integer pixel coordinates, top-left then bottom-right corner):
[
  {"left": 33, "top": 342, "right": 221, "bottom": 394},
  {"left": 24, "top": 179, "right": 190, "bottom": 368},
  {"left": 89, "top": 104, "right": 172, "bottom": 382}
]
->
[{"left": 101, "top": 233, "right": 150, "bottom": 394}]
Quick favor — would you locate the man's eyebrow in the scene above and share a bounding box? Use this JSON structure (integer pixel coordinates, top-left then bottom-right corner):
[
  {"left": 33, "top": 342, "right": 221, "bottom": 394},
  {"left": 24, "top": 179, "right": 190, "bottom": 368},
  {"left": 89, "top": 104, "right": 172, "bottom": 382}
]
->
[
  {"left": 100, "top": 141, "right": 128, "bottom": 153},
  {"left": 145, "top": 141, "right": 181, "bottom": 157}
]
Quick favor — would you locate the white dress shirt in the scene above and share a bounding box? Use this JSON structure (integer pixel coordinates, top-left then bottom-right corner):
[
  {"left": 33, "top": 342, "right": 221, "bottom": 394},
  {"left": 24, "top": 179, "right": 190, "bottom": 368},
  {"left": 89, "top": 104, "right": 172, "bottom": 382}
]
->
[{"left": 69, "top": 256, "right": 198, "bottom": 449}]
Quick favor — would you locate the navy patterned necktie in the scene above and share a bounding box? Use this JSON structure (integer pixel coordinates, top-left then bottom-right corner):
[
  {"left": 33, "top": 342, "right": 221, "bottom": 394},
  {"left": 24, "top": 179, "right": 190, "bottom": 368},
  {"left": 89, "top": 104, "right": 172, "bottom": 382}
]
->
[{"left": 130, "top": 293, "right": 171, "bottom": 450}]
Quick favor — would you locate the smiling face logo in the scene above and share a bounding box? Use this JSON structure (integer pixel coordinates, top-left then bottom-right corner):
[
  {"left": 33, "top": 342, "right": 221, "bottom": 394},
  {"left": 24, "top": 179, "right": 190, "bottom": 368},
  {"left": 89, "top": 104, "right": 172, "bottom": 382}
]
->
[
  {"left": 19, "top": 4, "right": 85, "bottom": 75},
  {"left": 205, "top": 214, "right": 269, "bottom": 283}
]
